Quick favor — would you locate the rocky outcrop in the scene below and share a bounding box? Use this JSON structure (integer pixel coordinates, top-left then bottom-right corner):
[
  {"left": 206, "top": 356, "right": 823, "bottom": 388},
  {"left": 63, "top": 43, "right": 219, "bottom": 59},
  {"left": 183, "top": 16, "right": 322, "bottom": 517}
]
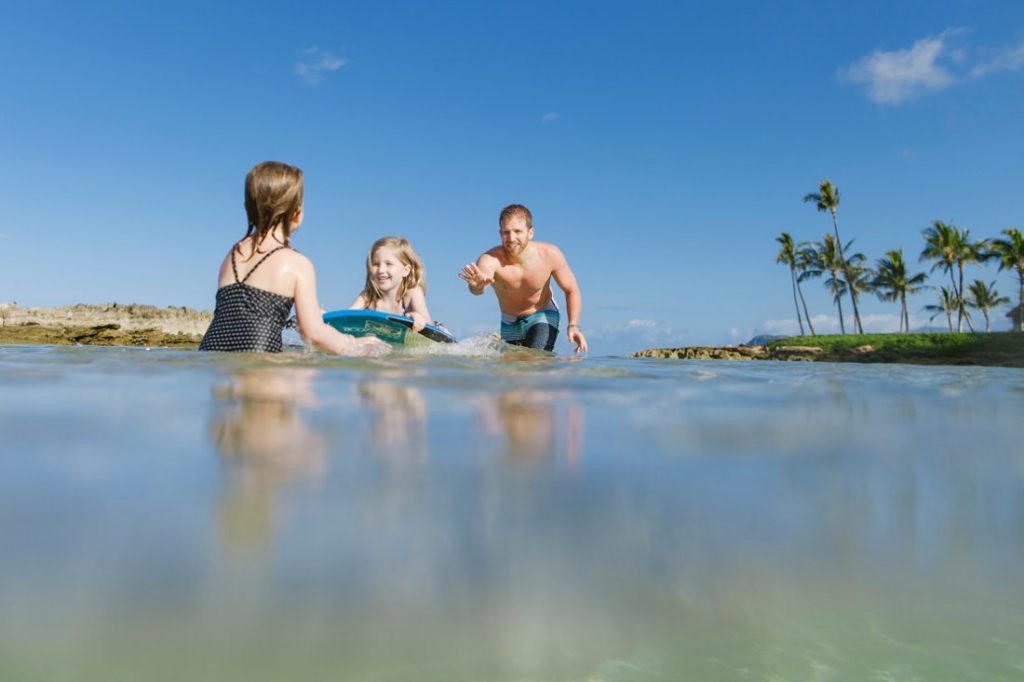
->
[
  {"left": 0, "top": 303, "right": 210, "bottom": 347},
  {"left": 633, "top": 344, "right": 829, "bottom": 362},
  {"left": 768, "top": 345, "right": 826, "bottom": 361},
  {"left": 633, "top": 345, "right": 769, "bottom": 360},
  {"left": 1, "top": 302, "right": 211, "bottom": 334}
]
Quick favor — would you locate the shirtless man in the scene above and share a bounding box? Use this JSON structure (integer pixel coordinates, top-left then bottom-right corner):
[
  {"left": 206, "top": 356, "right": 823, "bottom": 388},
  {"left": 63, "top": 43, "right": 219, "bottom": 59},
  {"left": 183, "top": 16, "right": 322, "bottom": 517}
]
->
[{"left": 460, "top": 204, "right": 588, "bottom": 354}]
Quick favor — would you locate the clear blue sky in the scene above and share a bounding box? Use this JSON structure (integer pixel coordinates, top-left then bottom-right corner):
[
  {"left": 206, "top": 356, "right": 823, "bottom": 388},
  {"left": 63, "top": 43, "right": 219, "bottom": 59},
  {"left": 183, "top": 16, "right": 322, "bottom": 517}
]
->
[{"left": 2, "top": 1, "right": 1022, "bottom": 356}]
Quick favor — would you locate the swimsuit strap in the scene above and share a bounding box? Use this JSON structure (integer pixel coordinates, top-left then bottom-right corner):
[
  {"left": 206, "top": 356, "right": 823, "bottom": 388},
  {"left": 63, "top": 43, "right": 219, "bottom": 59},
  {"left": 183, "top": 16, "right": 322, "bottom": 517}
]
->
[{"left": 232, "top": 245, "right": 288, "bottom": 284}]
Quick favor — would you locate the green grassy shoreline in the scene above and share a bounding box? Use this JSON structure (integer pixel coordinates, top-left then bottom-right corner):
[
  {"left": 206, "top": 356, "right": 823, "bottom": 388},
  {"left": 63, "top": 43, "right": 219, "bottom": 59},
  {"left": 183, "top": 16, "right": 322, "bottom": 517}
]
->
[
  {"left": 635, "top": 332, "right": 1024, "bottom": 367},
  {"left": 769, "top": 332, "right": 1023, "bottom": 364}
]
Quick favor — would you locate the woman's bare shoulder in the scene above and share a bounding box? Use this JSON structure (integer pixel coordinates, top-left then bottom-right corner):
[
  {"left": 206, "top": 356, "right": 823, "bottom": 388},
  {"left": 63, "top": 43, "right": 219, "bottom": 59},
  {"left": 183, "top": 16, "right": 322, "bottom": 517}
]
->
[{"left": 280, "top": 247, "right": 314, "bottom": 270}]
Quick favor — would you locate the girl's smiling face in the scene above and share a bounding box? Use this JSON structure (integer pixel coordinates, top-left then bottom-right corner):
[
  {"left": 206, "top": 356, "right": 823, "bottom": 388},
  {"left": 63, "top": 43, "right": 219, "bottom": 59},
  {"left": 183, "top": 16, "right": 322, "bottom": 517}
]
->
[{"left": 370, "top": 246, "right": 411, "bottom": 296}]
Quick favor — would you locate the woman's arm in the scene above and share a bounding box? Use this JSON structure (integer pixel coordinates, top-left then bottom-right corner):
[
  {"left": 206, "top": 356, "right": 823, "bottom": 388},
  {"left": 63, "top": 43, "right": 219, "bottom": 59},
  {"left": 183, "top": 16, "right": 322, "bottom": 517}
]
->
[
  {"left": 292, "top": 255, "right": 387, "bottom": 355},
  {"left": 348, "top": 292, "right": 369, "bottom": 310}
]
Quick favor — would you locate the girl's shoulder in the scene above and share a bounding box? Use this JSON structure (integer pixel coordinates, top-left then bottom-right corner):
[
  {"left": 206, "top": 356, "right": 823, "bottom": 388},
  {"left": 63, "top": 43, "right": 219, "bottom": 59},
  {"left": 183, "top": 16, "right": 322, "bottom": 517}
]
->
[{"left": 403, "top": 284, "right": 426, "bottom": 301}]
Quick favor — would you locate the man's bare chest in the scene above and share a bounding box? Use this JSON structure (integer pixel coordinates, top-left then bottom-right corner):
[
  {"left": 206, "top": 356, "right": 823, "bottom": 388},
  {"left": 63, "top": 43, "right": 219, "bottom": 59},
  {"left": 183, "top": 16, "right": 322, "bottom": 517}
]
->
[{"left": 494, "top": 263, "right": 551, "bottom": 293}]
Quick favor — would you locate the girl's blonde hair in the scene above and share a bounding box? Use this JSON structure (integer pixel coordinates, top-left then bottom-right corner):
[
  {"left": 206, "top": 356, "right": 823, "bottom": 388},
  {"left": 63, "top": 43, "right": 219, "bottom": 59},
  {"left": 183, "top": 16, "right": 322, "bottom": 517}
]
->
[
  {"left": 363, "top": 236, "right": 426, "bottom": 307},
  {"left": 240, "top": 161, "right": 304, "bottom": 258}
]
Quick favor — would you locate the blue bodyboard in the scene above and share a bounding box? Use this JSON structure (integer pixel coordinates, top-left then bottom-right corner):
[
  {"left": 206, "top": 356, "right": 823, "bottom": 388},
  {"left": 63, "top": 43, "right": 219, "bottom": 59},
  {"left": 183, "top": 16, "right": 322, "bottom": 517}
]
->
[{"left": 322, "top": 309, "right": 456, "bottom": 346}]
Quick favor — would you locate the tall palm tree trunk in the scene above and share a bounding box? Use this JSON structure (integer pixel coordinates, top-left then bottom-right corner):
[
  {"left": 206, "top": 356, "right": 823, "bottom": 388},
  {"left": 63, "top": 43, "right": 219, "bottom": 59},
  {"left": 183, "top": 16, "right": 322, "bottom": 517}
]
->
[
  {"left": 946, "top": 269, "right": 960, "bottom": 329},
  {"left": 830, "top": 210, "right": 861, "bottom": 333},
  {"left": 956, "top": 263, "right": 966, "bottom": 333},
  {"left": 850, "top": 288, "right": 864, "bottom": 333},
  {"left": 789, "top": 269, "right": 805, "bottom": 336},
  {"left": 797, "top": 281, "right": 816, "bottom": 335},
  {"left": 1019, "top": 274, "right": 1024, "bottom": 332},
  {"left": 899, "top": 293, "right": 909, "bottom": 333},
  {"left": 830, "top": 212, "right": 844, "bottom": 262},
  {"left": 834, "top": 290, "right": 846, "bottom": 335}
]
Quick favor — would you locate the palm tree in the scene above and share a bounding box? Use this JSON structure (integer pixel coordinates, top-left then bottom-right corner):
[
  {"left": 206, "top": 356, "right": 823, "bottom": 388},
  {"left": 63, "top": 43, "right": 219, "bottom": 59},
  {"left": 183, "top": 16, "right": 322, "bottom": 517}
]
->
[
  {"left": 794, "top": 242, "right": 818, "bottom": 335},
  {"left": 920, "top": 221, "right": 982, "bottom": 332},
  {"left": 842, "top": 248, "right": 872, "bottom": 334},
  {"left": 923, "top": 287, "right": 958, "bottom": 333},
  {"left": 775, "top": 232, "right": 815, "bottom": 335},
  {"left": 956, "top": 231, "right": 984, "bottom": 332},
  {"left": 804, "top": 179, "right": 863, "bottom": 333},
  {"left": 985, "top": 228, "right": 1024, "bottom": 332},
  {"left": 920, "top": 221, "right": 961, "bottom": 329},
  {"left": 800, "top": 235, "right": 848, "bottom": 334},
  {"left": 873, "top": 249, "right": 928, "bottom": 333},
  {"left": 965, "top": 280, "right": 1009, "bottom": 333}
]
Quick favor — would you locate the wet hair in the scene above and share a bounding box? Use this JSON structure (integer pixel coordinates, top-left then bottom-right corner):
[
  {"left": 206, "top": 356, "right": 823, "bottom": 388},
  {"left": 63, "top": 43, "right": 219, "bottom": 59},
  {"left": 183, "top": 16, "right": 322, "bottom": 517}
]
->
[
  {"left": 240, "top": 161, "right": 304, "bottom": 257},
  {"left": 362, "top": 236, "right": 427, "bottom": 307},
  {"left": 499, "top": 204, "right": 533, "bottom": 230}
]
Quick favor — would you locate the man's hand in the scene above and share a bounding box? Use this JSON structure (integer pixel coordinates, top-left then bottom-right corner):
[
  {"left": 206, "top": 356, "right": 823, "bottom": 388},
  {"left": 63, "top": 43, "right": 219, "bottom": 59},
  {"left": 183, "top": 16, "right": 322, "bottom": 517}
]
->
[
  {"left": 459, "top": 263, "right": 493, "bottom": 294},
  {"left": 567, "top": 326, "right": 588, "bottom": 355}
]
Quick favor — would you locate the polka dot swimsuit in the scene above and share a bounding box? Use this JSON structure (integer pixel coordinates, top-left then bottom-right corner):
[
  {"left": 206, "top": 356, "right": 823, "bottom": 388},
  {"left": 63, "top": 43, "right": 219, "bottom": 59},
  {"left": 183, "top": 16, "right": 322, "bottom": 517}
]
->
[{"left": 199, "top": 246, "right": 294, "bottom": 353}]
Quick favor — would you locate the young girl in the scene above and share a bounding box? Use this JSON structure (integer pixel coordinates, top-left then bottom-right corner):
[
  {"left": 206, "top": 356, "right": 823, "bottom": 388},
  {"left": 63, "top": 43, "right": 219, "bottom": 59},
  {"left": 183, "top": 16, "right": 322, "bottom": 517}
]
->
[
  {"left": 349, "top": 237, "right": 431, "bottom": 331},
  {"left": 200, "top": 161, "right": 386, "bottom": 356}
]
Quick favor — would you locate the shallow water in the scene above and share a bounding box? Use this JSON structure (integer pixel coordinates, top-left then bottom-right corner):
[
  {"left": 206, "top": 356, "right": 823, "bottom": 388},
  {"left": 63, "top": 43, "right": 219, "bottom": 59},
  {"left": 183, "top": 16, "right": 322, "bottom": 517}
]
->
[{"left": 1, "top": 343, "right": 1023, "bottom": 681}]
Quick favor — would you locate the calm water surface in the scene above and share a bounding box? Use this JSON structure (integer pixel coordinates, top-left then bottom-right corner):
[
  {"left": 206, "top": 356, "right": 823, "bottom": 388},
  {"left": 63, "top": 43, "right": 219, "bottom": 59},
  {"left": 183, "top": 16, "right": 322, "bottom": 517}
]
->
[{"left": 1, "top": 343, "right": 1023, "bottom": 681}]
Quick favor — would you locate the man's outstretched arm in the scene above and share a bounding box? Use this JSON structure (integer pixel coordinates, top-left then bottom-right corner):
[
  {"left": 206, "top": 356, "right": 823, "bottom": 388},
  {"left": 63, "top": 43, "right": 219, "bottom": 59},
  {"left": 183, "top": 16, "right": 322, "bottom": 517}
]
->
[
  {"left": 459, "top": 255, "right": 498, "bottom": 296},
  {"left": 550, "top": 247, "right": 588, "bottom": 354}
]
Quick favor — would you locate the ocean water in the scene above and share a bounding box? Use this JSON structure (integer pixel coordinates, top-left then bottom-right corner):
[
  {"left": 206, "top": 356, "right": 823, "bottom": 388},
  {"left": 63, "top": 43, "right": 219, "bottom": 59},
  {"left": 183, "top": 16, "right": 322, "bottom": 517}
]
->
[{"left": 1, "top": 342, "right": 1023, "bottom": 681}]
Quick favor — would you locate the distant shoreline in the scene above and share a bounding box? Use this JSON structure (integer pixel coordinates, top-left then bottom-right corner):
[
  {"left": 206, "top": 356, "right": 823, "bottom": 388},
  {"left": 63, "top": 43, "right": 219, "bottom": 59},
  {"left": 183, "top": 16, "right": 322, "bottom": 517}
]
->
[
  {"left": 3, "top": 304, "right": 1021, "bottom": 366},
  {"left": 634, "top": 332, "right": 1024, "bottom": 368}
]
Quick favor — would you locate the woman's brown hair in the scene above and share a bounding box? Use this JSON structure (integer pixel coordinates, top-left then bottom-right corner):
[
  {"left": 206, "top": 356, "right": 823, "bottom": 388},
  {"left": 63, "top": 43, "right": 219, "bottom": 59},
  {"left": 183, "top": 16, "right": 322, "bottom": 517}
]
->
[{"left": 240, "top": 161, "right": 304, "bottom": 258}]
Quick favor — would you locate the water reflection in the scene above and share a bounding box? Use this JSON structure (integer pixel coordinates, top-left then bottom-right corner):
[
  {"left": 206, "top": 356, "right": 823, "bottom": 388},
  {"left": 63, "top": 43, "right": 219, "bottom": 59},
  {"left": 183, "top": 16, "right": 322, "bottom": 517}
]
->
[
  {"left": 5, "top": 347, "right": 1024, "bottom": 680},
  {"left": 482, "top": 389, "right": 584, "bottom": 466},
  {"left": 209, "top": 367, "right": 326, "bottom": 549},
  {"left": 358, "top": 379, "right": 427, "bottom": 463}
]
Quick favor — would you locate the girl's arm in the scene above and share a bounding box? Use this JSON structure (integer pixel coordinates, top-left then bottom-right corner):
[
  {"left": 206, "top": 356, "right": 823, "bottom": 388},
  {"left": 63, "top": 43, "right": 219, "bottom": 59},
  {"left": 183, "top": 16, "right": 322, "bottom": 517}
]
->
[
  {"left": 292, "top": 255, "right": 387, "bottom": 356},
  {"left": 404, "top": 286, "right": 431, "bottom": 332},
  {"left": 349, "top": 292, "right": 369, "bottom": 310}
]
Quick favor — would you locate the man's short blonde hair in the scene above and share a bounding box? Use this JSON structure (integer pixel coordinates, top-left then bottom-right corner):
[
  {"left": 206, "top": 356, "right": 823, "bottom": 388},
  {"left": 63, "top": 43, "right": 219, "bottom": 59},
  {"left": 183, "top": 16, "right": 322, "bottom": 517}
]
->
[{"left": 499, "top": 204, "right": 532, "bottom": 229}]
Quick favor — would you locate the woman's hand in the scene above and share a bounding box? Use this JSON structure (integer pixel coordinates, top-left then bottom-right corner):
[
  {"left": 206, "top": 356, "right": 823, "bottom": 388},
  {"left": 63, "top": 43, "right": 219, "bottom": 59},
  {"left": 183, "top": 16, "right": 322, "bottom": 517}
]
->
[{"left": 353, "top": 335, "right": 390, "bottom": 357}]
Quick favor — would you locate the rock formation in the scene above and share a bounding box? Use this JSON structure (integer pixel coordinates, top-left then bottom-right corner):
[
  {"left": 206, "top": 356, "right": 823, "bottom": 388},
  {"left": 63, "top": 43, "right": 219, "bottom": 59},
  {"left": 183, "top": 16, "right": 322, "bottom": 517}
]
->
[{"left": 0, "top": 303, "right": 210, "bottom": 347}]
